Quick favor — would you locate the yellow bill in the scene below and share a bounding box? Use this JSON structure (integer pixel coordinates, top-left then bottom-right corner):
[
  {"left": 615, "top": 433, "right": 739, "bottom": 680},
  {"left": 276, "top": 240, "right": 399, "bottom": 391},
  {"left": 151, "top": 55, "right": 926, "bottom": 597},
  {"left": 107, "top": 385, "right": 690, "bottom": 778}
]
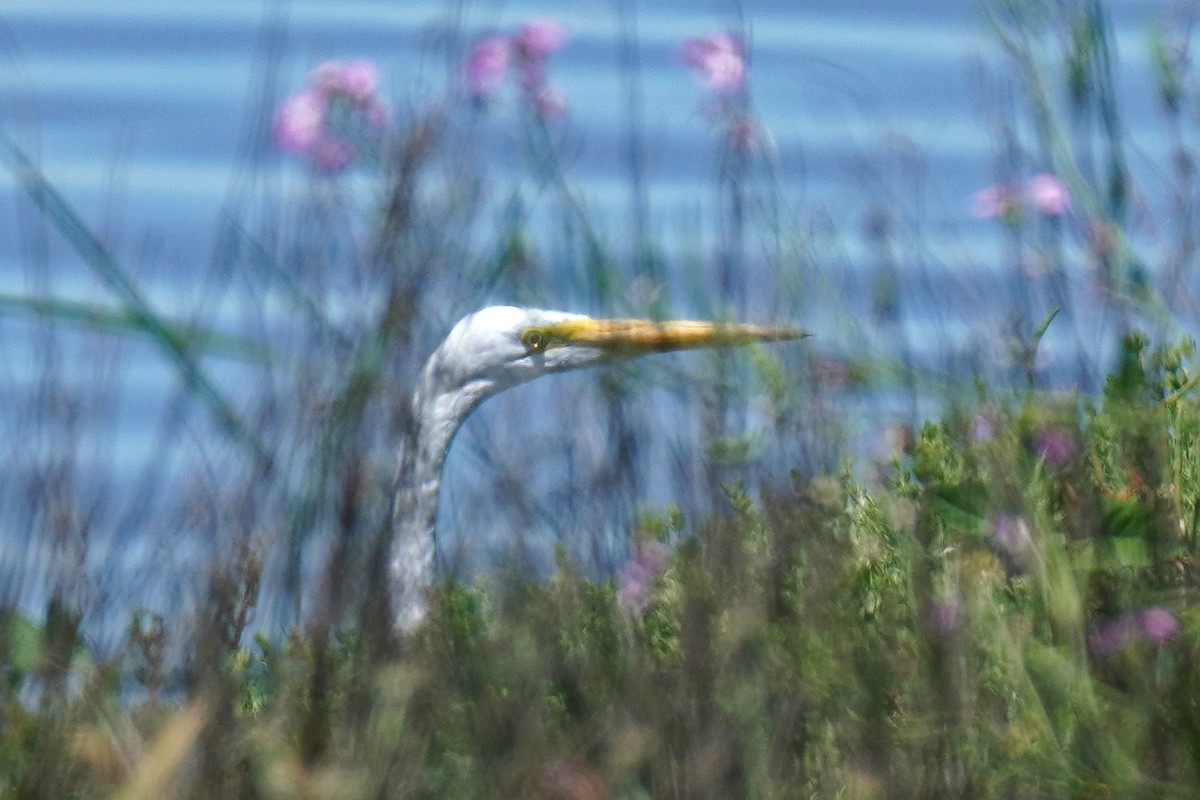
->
[{"left": 524, "top": 316, "right": 811, "bottom": 355}]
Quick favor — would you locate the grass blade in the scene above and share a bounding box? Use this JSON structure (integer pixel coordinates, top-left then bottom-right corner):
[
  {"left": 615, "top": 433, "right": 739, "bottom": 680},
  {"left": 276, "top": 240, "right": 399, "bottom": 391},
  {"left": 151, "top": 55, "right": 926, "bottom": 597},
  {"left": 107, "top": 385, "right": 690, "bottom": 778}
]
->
[{"left": 2, "top": 135, "right": 273, "bottom": 473}]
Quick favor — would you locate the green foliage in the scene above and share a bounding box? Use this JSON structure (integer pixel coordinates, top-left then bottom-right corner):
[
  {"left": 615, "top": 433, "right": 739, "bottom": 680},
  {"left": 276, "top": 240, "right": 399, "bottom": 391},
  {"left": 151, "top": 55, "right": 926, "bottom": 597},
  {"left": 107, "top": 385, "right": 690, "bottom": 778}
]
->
[
  {"left": 8, "top": 352, "right": 1198, "bottom": 798},
  {"left": 25, "top": 333, "right": 1200, "bottom": 798},
  {"left": 1, "top": 367, "right": 1199, "bottom": 798}
]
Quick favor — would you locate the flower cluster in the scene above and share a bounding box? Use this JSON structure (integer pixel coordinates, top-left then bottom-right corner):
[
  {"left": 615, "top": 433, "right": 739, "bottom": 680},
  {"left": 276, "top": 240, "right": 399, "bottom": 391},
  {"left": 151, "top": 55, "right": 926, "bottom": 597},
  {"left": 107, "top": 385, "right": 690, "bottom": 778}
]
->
[
  {"left": 273, "top": 59, "right": 390, "bottom": 172},
  {"left": 616, "top": 541, "right": 672, "bottom": 616},
  {"left": 970, "top": 173, "right": 1071, "bottom": 219},
  {"left": 681, "top": 33, "right": 746, "bottom": 94},
  {"left": 1089, "top": 606, "right": 1179, "bottom": 658},
  {"left": 680, "top": 32, "right": 763, "bottom": 152},
  {"left": 466, "top": 19, "right": 568, "bottom": 119}
]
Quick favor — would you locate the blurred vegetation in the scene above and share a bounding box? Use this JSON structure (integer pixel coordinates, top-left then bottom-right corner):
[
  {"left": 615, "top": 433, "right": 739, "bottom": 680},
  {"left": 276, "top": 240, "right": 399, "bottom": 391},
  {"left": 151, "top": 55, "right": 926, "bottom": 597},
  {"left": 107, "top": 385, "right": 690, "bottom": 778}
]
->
[
  {"left": 4, "top": 0, "right": 1200, "bottom": 797},
  {"left": 2, "top": 338, "right": 1199, "bottom": 798}
]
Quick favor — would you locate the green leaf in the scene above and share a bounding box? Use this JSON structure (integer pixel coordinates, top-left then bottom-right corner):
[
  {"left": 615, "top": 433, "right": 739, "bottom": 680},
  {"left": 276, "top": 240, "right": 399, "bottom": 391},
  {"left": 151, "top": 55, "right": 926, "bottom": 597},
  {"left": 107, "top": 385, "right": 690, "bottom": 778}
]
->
[
  {"left": 0, "top": 293, "right": 273, "bottom": 362},
  {"left": 1109, "top": 535, "right": 1150, "bottom": 568},
  {"left": 1031, "top": 307, "right": 1060, "bottom": 343}
]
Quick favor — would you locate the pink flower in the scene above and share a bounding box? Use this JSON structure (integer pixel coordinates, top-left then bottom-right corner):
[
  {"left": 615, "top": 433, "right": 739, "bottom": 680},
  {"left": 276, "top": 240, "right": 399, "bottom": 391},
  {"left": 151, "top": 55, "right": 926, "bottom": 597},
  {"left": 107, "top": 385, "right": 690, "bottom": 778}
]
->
[
  {"left": 617, "top": 541, "right": 672, "bottom": 616},
  {"left": 682, "top": 33, "right": 746, "bottom": 94},
  {"left": 1025, "top": 173, "right": 1071, "bottom": 216},
  {"left": 311, "top": 58, "right": 380, "bottom": 102},
  {"left": 1140, "top": 606, "right": 1179, "bottom": 643},
  {"left": 466, "top": 20, "right": 569, "bottom": 118},
  {"left": 272, "top": 58, "right": 389, "bottom": 173},
  {"left": 515, "top": 18, "right": 566, "bottom": 58},
  {"left": 467, "top": 34, "right": 512, "bottom": 101},
  {"left": 1089, "top": 614, "right": 1139, "bottom": 657},
  {"left": 970, "top": 173, "right": 1071, "bottom": 219},
  {"left": 513, "top": 20, "right": 567, "bottom": 116},
  {"left": 969, "top": 183, "right": 1021, "bottom": 219},
  {"left": 680, "top": 33, "right": 768, "bottom": 153},
  {"left": 1089, "top": 606, "right": 1179, "bottom": 658},
  {"left": 273, "top": 88, "right": 327, "bottom": 153}
]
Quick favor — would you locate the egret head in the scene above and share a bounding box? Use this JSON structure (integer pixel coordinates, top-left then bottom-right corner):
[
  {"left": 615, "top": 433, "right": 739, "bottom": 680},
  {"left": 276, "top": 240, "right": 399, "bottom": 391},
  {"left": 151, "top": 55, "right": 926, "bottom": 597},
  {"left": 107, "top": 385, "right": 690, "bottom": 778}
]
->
[
  {"left": 393, "top": 304, "right": 809, "bottom": 632},
  {"left": 418, "top": 305, "right": 808, "bottom": 418}
]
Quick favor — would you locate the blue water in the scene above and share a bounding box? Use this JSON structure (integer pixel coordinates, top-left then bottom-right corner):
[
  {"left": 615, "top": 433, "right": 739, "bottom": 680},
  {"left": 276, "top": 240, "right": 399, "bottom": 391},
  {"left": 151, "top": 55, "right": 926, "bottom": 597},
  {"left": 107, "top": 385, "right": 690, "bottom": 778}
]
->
[{"left": 0, "top": 0, "right": 1191, "bottom": 636}]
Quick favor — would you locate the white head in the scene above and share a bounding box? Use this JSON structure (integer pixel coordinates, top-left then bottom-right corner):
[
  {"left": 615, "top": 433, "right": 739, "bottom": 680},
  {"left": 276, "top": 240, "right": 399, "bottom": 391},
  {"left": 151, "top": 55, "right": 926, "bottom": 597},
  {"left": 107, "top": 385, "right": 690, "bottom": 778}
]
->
[{"left": 416, "top": 305, "right": 808, "bottom": 421}]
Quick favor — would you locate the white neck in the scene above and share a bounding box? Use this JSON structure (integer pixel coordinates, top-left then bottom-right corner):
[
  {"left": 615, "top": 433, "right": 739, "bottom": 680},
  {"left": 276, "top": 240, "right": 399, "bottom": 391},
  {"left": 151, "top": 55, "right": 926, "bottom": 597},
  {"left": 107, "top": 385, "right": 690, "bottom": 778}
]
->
[{"left": 387, "top": 351, "right": 497, "bottom": 631}]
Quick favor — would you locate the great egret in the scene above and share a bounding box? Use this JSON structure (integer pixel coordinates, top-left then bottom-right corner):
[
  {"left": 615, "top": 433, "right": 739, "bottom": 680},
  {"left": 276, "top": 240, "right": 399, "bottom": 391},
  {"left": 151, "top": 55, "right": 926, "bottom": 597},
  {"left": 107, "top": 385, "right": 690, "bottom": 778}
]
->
[{"left": 389, "top": 305, "right": 808, "bottom": 630}]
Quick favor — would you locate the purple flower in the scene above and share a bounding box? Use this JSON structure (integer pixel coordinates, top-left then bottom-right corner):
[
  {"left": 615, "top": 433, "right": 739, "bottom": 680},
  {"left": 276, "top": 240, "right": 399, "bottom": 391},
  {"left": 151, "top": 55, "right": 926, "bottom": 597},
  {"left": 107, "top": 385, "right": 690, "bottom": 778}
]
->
[
  {"left": 467, "top": 34, "right": 512, "bottom": 101},
  {"left": 929, "top": 598, "right": 961, "bottom": 633},
  {"left": 617, "top": 541, "right": 672, "bottom": 616},
  {"left": 969, "top": 183, "right": 1021, "bottom": 219},
  {"left": 272, "top": 58, "right": 389, "bottom": 172},
  {"left": 1033, "top": 426, "right": 1076, "bottom": 469},
  {"left": 1089, "top": 606, "right": 1179, "bottom": 658},
  {"left": 1025, "top": 173, "right": 1071, "bottom": 216},
  {"left": 1089, "top": 614, "right": 1139, "bottom": 658},
  {"left": 682, "top": 33, "right": 746, "bottom": 94}
]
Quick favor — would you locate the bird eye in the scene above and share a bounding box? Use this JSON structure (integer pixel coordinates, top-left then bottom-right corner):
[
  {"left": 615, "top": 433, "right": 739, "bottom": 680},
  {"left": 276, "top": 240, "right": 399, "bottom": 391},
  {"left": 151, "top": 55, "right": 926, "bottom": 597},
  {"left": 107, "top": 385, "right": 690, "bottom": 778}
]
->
[{"left": 521, "top": 328, "right": 548, "bottom": 353}]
